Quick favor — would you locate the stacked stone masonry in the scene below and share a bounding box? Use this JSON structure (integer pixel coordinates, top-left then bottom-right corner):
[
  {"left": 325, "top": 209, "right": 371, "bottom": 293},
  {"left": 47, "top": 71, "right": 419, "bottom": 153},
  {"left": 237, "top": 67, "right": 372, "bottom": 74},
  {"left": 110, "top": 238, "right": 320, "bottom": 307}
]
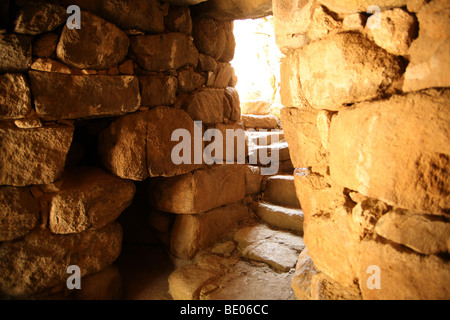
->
[
  {"left": 0, "top": 0, "right": 263, "bottom": 300},
  {"left": 276, "top": 0, "right": 450, "bottom": 300},
  {"left": 0, "top": 0, "right": 449, "bottom": 301}
]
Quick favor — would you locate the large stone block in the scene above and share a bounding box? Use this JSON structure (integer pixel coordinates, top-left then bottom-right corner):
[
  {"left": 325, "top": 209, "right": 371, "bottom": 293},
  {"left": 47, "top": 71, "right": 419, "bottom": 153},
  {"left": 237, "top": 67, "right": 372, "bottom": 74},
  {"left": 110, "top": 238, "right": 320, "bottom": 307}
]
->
[
  {"left": 280, "top": 51, "right": 310, "bottom": 109},
  {"left": 56, "top": 11, "right": 129, "bottom": 70},
  {"left": 29, "top": 71, "right": 140, "bottom": 120},
  {"left": 192, "top": 18, "right": 235, "bottom": 62},
  {"left": 139, "top": 74, "right": 178, "bottom": 107},
  {"left": 0, "top": 73, "right": 31, "bottom": 119},
  {"left": 273, "top": 0, "right": 315, "bottom": 53},
  {"left": 0, "top": 124, "right": 74, "bottom": 186},
  {"left": 170, "top": 202, "right": 250, "bottom": 259},
  {"left": 375, "top": 209, "right": 450, "bottom": 255},
  {"left": 298, "top": 32, "right": 404, "bottom": 110},
  {"left": 100, "top": 107, "right": 202, "bottom": 180},
  {"left": 0, "top": 186, "right": 39, "bottom": 241},
  {"left": 54, "top": 0, "right": 164, "bottom": 33},
  {"left": 294, "top": 169, "right": 359, "bottom": 287},
  {"left": 0, "top": 34, "right": 31, "bottom": 72},
  {"left": 14, "top": 1, "right": 65, "bottom": 35},
  {"left": 280, "top": 108, "right": 328, "bottom": 168},
  {"left": 149, "top": 165, "right": 246, "bottom": 214},
  {"left": 403, "top": 0, "right": 450, "bottom": 92},
  {"left": 369, "top": 8, "right": 418, "bottom": 56},
  {"left": 0, "top": 222, "right": 122, "bottom": 298},
  {"left": 318, "top": 0, "right": 407, "bottom": 13},
  {"left": 182, "top": 88, "right": 225, "bottom": 125},
  {"left": 130, "top": 33, "right": 199, "bottom": 72},
  {"left": 329, "top": 89, "right": 450, "bottom": 215},
  {"left": 100, "top": 0, "right": 164, "bottom": 33},
  {"left": 49, "top": 167, "right": 136, "bottom": 234},
  {"left": 359, "top": 240, "right": 450, "bottom": 299}
]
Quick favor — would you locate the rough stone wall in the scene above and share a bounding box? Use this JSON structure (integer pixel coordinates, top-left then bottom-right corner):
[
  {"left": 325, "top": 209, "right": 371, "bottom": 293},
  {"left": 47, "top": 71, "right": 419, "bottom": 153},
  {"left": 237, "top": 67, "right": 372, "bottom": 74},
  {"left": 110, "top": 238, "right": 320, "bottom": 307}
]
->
[
  {"left": 0, "top": 0, "right": 249, "bottom": 299},
  {"left": 274, "top": 0, "right": 450, "bottom": 299}
]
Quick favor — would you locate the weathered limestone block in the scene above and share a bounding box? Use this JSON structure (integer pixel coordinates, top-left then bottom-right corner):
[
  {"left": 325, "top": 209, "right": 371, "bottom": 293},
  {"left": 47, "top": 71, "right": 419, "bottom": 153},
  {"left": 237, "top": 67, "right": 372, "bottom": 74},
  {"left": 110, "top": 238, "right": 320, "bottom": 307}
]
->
[
  {"left": 407, "top": 0, "right": 432, "bottom": 12},
  {"left": 273, "top": 0, "right": 315, "bottom": 52},
  {"left": 165, "top": 6, "right": 192, "bottom": 35},
  {"left": 294, "top": 169, "right": 360, "bottom": 287},
  {"left": 0, "top": 34, "right": 31, "bottom": 72},
  {"left": 56, "top": 11, "right": 129, "bottom": 70},
  {"left": 0, "top": 222, "right": 122, "bottom": 298},
  {"left": 49, "top": 167, "right": 135, "bottom": 234},
  {"left": 182, "top": 88, "right": 225, "bottom": 124},
  {"left": 170, "top": 202, "right": 250, "bottom": 259},
  {"left": 0, "top": 124, "right": 74, "bottom": 186},
  {"left": 280, "top": 108, "right": 328, "bottom": 168},
  {"left": 29, "top": 71, "right": 140, "bottom": 120},
  {"left": 31, "top": 58, "right": 73, "bottom": 74},
  {"left": 150, "top": 165, "right": 246, "bottom": 214},
  {"left": 100, "top": 0, "right": 164, "bottom": 33},
  {"left": 359, "top": 240, "right": 450, "bottom": 299},
  {"left": 192, "top": 18, "right": 235, "bottom": 62},
  {"left": 318, "top": 0, "right": 408, "bottom": 13},
  {"left": 55, "top": 0, "right": 164, "bottom": 33},
  {"left": 73, "top": 265, "right": 122, "bottom": 300},
  {"left": 307, "top": 5, "right": 341, "bottom": 42},
  {"left": 192, "top": 0, "right": 273, "bottom": 21},
  {"left": 241, "top": 114, "right": 278, "bottom": 129},
  {"left": 198, "top": 54, "right": 217, "bottom": 72},
  {"left": 255, "top": 202, "right": 304, "bottom": 234},
  {"left": 342, "top": 13, "right": 366, "bottom": 30},
  {"left": 291, "top": 248, "right": 319, "bottom": 300},
  {"left": 177, "top": 69, "right": 205, "bottom": 93},
  {"left": 299, "top": 32, "right": 404, "bottom": 110},
  {"left": 130, "top": 33, "right": 199, "bottom": 72},
  {"left": 244, "top": 165, "right": 262, "bottom": 195},
  {"left": 139, "top": 74, "right": 178, "bottom": 107},
  {"left": 32, "top": 33, "right": 59, "bottom": 58},
  {"left": 14, "top": 1, "right": 65, "bottom": 35},
  {"left": 311, "top": 273, "right": 362, "bottom": 300},
  {"left": 375, "top": 209, "right": 450, "bottom": 255},
  {"left": 369, "top": 8, "right": 418, "bottom": 56},
  {"left": 224, "top": 87, "right": 241, "bottom": 122},
  {"left": 100, "top": 107, "right": 202, "bottom": 180},
  {"left": 349, "top": 198, "right": 390, "bottom": 241},
  {"left": 280, "top": 51, "right": 310, "bottom": 109},
  {"left": 0, "top": 186, "right": 39, "bottom": 241},
  {"left": 0, "top": 73, "right": 31, "bottom": 119},
  {"left": 329, "top": 89, "right": 450, "bottom": 215},
  {"left": 403, "top": 0, "right": 450, "bottom": 92},
  {"left": 212, "top": 62, "right": 233, "bottom": 88}
]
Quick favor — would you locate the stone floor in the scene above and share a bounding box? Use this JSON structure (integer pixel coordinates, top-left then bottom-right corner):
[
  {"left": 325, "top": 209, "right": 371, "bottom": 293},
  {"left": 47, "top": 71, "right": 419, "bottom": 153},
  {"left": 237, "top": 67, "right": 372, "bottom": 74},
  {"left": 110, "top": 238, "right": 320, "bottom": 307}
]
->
[{"left": 116, "top": 220, "right": 304, "bottom": 300}]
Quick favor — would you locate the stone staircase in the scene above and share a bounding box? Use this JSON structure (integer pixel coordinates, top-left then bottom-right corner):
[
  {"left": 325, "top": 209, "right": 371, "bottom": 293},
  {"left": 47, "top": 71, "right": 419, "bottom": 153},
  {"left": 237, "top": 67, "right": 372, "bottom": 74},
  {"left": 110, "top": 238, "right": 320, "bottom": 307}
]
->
[{"left": 167, "top": 114, "right": 306, "bottom": 300}]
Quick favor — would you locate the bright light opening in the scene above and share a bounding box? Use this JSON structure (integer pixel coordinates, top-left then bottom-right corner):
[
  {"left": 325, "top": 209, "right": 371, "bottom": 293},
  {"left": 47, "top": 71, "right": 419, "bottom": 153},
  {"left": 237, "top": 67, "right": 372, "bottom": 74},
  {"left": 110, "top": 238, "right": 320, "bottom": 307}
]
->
[{"left": 231, "top": 17, "right": 283, "bottom": 118}]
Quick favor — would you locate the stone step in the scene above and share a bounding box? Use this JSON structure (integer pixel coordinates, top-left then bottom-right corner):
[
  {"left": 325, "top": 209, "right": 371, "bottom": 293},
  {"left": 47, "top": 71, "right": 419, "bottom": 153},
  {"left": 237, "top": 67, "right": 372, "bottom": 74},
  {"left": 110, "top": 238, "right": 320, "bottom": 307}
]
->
[
  {"left": 263, "top": 175, "right": 301, "bottom": 208},
  {"left": 246, "top": 130, "right": 285, "bottom": 146},
  {"left": 247, "top": 141, "right": 291, "bottom": 165},
  {"left": 254, "top": 202, "right": 304, "bottom": 234},
  {"left": 241, "top": 114, "right": 279, "bottom": 130},
  {"left": 234, "top": 223, "right": 305, "bottom": 272}
]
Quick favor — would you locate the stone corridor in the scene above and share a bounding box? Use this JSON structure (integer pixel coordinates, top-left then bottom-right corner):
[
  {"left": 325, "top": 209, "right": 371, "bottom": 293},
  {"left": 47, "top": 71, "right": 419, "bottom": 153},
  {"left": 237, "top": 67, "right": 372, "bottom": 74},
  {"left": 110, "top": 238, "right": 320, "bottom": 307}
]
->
[{"left": 0, "top": 0, "right": 449, "bottom": 301}]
